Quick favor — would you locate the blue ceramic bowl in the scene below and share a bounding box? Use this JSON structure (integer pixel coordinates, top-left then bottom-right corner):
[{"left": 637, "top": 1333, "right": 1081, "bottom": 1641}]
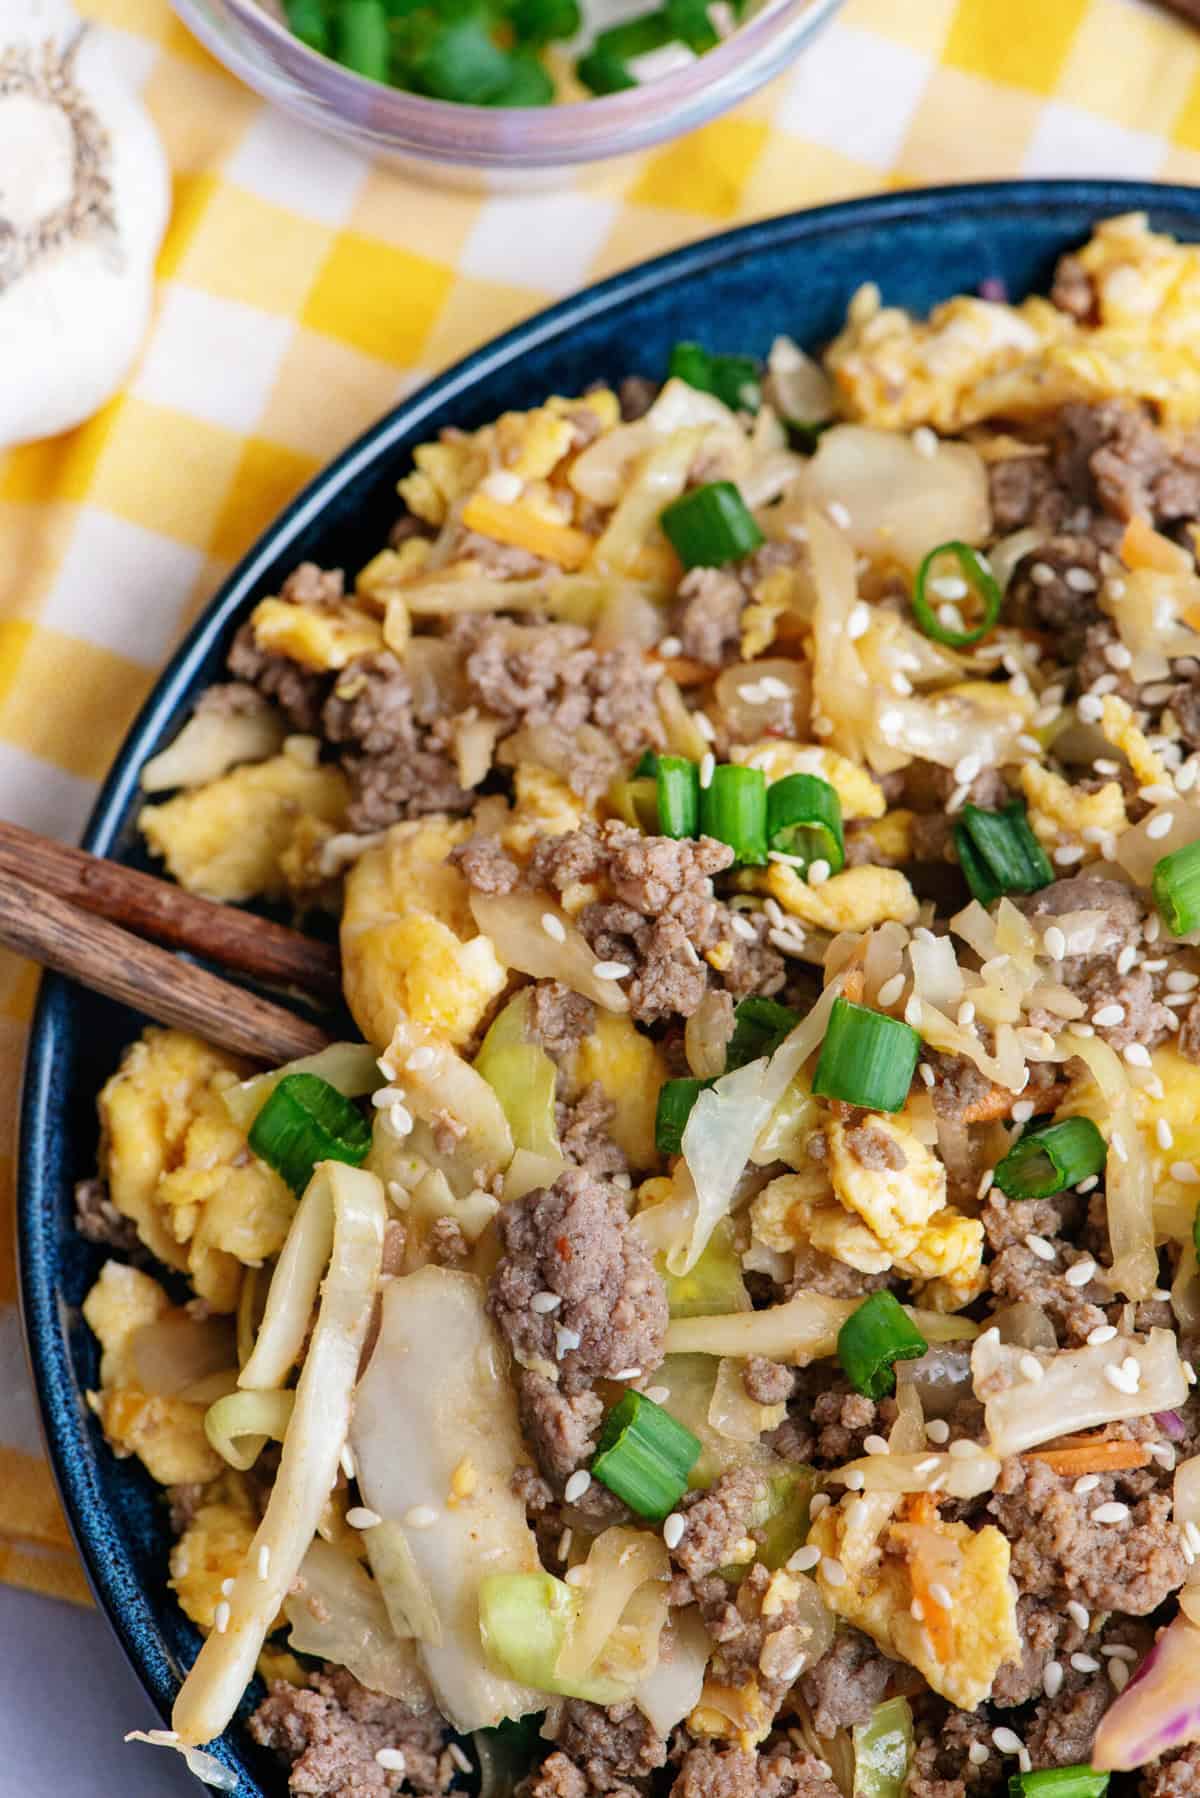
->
[{"left": 19, "top": 178, "right": 1200, "bottom": 1794}]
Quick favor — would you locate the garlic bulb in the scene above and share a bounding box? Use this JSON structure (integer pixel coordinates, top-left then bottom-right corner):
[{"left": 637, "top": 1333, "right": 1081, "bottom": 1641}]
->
[{"left": 0, "top": 0, "right": 168, "bottom": 448}]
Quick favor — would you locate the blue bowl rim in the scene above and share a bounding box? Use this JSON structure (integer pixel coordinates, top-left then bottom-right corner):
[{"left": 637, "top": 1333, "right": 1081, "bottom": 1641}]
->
[{"left": 19, "top": 176, "right": 1200, "bottom": 1782}]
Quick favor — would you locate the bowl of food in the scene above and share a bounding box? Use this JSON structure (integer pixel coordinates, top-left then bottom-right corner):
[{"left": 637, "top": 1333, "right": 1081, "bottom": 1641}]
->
[
  {"left": 21, "top": 179, "right": 1200, "bottom": 1798},
  {"left": 168, "top": 0, "right": 841, "bottom": 182}
]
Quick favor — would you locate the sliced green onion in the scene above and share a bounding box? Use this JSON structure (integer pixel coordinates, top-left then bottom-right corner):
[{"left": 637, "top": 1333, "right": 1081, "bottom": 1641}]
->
[
  {"left": 668, "top": 342, "right": 760, "bottom": 412},
  {"left": 993, "top": 1116, "right": 1107, "bottom": 1200},
  {"left": 633, "top": 749, "right": 660, "bottom": 777},
  {"left": 726, "top": 996, "right": 801, "bottom": 1073},
  {"left": 664, "top": 0, "right": 718, "bottom": 47},
  {"left": 767, "top": 772, "right": 844, "bottom": 874},
  {"left": 335, "top": 0, "right": 390, "bottom": 78},
  {"left": 853, "top": 1696, "right": 914, "bottom": 1798},
  {"left": 590, "top": 7, "right": 673, "bottom": 57},
  {"left": 248, "top": 1072, "right": 372, "bottom": 1195},
  {"left": 811, "top": 997, "right": 921, "bottom": 1114},
  {"left": 912, "top": 541, "right": 1002, "bottom": 648},
  {"left": 1007, "top": 1770, "right": 1110, "bottom": 1798},
  {"left": 656, "top": 1076, "right": 711, "bottom": 1155},
  {"left": 412, "top": 13, "right": 512, "bottom": 102},
  {"left": 489, "top": 49, "right": 555, "bottom": 104},
  {"left": 509, "top": 0, "right": 580, "bottom": 45},
  {"left": 574, "top": 45, "right": 636, "bottom": 91},
  {"left": 608, "top": 775, "right": 660, "bottom": 833},
  {"left": 1153, "top": 839, "right": 1200, "bottom": 937},
  {"left": 954, "top": 801, "right": 1053, "bottom": 906},
  {"left": 788, "top": 419, "right": 833, "bottom": 455},
  {"left": 590, "top": 1391, "right": 701, "bottom": 1519},
  {"left": 837, "top": 1291, "right": 928, "bottom": 1401},
  {"left": 698, "top": 763, "right": 768, "bottom": 865},
  {"left": 286, "top": 0, "right": 329, "bottom": 53},
  {"left": 656, "top": 755, "right": 700, "bottom": 839},
  {"left": 660, "top": 481, "right": 764, "bottom": 570}
]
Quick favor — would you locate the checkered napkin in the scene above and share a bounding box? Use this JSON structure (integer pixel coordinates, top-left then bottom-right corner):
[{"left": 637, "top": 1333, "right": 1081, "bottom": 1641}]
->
[{"left": 1, "top": 0, "right": 1198, "bottom": 1604}]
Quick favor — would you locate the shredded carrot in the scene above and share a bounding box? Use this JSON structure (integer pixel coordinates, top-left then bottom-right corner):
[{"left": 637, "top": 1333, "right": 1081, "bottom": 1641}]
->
[
  {"left": 1023, "top": 1440, "right": 1152, "bottom": 1475},
  {"left": 960, "top": 1079, "right": 1066, "bottom": 1125},
  {"left": 459, "top": 492, "right": 594, "bottom": 570},
  {"left": 1121, "top": 514, "right": 1188, "bottom": 575},
  {"left": 892, "top": 1496, "right": 954, "bottom": 1664}
]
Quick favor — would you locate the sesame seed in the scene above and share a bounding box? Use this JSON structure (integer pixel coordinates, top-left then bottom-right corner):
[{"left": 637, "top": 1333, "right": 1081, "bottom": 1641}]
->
[
  {"left": 843, "top": 1469, "right": 866, "bottom": 1490},
  {"left": 927, "top": 1581, "right": 954, "bottom": 1610},
  {"left": 387, "top": 1102, "right": 413, "bottom": 1137},
  {"left": 876, "top": 973, "right": 906, "bottom": 1008},
  {"left": 1078, "top": 695, "right": 1104, "bottom": 723},
  {"left": 1093, "top": 1003, "right": 1126, "bottom": 1027},
  {"left": 925, "top": 1419, "right": 951, "bottom": 1445},
  {"left": 1185, "top": 1519, "right": 1200, "bottom": 1555},
  {"left": 1088, "top": 1324, "right": 1118, "bottom": 1349},
  {"left": 1042, "top": 1661, "right": 1064, "bottom": 1699},
  {"left": 221, "top": 1577, "right": 234, "bottom": 1597},
  {"left": 968, "top": 1744, "right": 991, "bottom": 1767},
  {"left": 949, "top": 1439, "right": 982, "bottom": 1459},
  {"left": 808, "top": 1492, "right": 831, "bottom": 1518},
  {"left": 1011, "top": 1098, "right": 1035, "bottom": 1124},
  {"left": 257, "top": 1545, "right": 271, "bottom": 1581},
  {"left": 404, "top": 1505, "right": 439, "bottom": 1529},
  {"left": 613, "top": 1366, "right": 642, "bottom": 1381},
  {"left": 847, "top": 603, "right": 870, "bottom": 640},
  {"left": 978, "top": 1169, "right": 995, "bottom": 1200},
  {"left": 1111, "top": 1131, "right": 1128, "bottom": 1162},
  {"left": 446, "top": 1745, "right": 474, "bottom": 1776},
  {"left": 1066, "top": 1600, "right": 1090, "bottom": 1630},
  {"left": 214, "top": 1601, "right": 230, "bottom": 1635},
  {"left": 699, "top": 751, "right": 715, "bottom": 790},
  {"left": 1077, "top": 1174, "right": 1099, "bottom": 1192},
  {"left": 531, "top": 1290, "right": 562, "bottom": 1314},
  {"left": 788, "top": 1544, "right": 822, "bottom": 1572},
  {"left": 1187, "top": 1362, "right": 1198, "bottom": 1386},
  {"left": 1054, "top": 844, "right": 1086, "bottom": 866},
  {"left": 863, "top": 1434, "right": 890, "bottom": 1456},
  {"left": 1030, "top": 562, "right": 1056, "bottom": 587},
  {"left": 1104, "top": 641, "right": 1133, "bottom": 669},
  {"left": 564, "top": 1471, "right": 592, "bottom": 1503},
  {"left": 1071, "top": 1653, "right": 1101, "bottom": 1673},
  {"left": 1140, "top": 784, "right": 1178, "bottom": 804},
  {"left": 1146, "top": 913, "right": 1162, "bottom": 942},
  {"left": 1065, "top": 1257, "right": 1096, "bottom": 1287},
  {"left": 1157, "top": 1118, "right": 1175, "bottom": 1149},
  {"left": 912, "top": 426, "right": 938, "bottom": 459},
  {"left": 1167, "top": 970, "right": 1200, "bottom": 993},
  {"left": 1171, "top": 1161, "right": 1200, "bottom": 1185},
  {"left": 931, "top": 575, "right": 969, "bottom": 602},
  {"left": 1103, "top": 1644, "right": 1139, "bottom": 1661},
  {"left": 808, "top": 859, "right": 832, "bottom": 886},
  {"left": 555, "top": 1324, "right": 581, "bottom": 1357},
  {"left": 1093, "top": 1501, "right": 1131, "bottom": 1524},
  {"left": 1066, "top": 567, "right": 1098, "bottom": 593},
  {"left": 1019, "top": 1353, "right": 1045, "bottom": 1384},
  {"left": 593, "top": 961, "right": 631, "bottom": 981},
  {"left": 481, "top": 469, "right": 523, "bottom": 504},
  {"left": 644, "top": 1386, "right": 670, "bottom": 1405},
  {"left": 1147, "top": 812, "right": 1175, "bottom": 840},
  {"left": 658, "top": 635, "right": 683, "bottom": 659},
  {"left": 346, "top": 1507, "right": 383, "bottom": 1530},
  {"left": 910, "top": 1598, "right": 925, "bottom": 1621},
  {"left": 1109, "top": 1659, "right": 1131, "bottom": 1692},
  {"left": 1123, "top": 1043, "right": 1152, "bottom": 1067},
  {"left": 914, "top": 1457, "right": 941, "bottom": 1475},
  {"left": 693, "top": 710, "right": 717, "bottom": 742},
  {"left": 1074, "top": 1474, "right": 1101, "bottom": 1494},
  {"left": 1117, "top": 945, "right": 1138, "bottom": 974},
  {"left": 991, "top": 1728, "right": 1025, "bottom": 1757},
  {"left": 1103, "top": 1363, "right": 1139, "bottom": 1395},
  {"left": 827, "top": 501, "right": 852, "bottom": 530},
  {"left": 1044, "top": 926, "right": 1067, "bottom": 961},
  {"left": 541, "top": 912, "right": 567, "bottom": 943},
  {"left": 1025, "top": 1234, "right": 1057, "bottom": 1262},
  {"left": 1093, "top": 759, "right": 1121, "bottom": 776},
  {"left": 821, "top": 1557, "right": 848, "bottom": 1586},
  {"left": 1151, "top": 1442, "right": 1176, "bottom": 1470},
  {"left": 376, "top": 1749, "right": 407, "bottom": 1773},
  {"left": 957, "top": 999, "right": 976, "bottom": 1028}
]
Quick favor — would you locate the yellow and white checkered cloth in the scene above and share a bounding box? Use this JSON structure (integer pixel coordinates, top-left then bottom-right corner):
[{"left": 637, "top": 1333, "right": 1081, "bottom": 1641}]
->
[{"left": 3, "top": 0, "right": 1200, "bottom": 1606}]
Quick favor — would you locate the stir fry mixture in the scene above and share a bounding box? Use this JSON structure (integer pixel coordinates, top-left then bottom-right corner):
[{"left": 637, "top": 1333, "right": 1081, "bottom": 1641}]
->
[{"left": 83, "top": 212, "right": 1200, "bottom": 1798}]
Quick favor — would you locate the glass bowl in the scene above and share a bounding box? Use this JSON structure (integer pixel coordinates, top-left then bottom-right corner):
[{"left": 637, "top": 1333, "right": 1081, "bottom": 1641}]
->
[{"left": 170, "top": 0, "right": 842, "bottom": 184}]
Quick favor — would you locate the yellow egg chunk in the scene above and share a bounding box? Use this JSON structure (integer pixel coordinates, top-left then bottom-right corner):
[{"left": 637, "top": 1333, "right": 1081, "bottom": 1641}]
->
[
  {"left": 83, "top": 1261, "right": 226, "bottom": 1487},
  {"left": 170, "top": 1493, "right": 258, "bottom": 1633},
  {"left": 1128, "top": 1046, "right": 1200, "bottom": 1242},
  {"left": 569, "top": 1010, "right": 668, "bottom": 1170},
  {"left": 341, "top": 816, "right": 508, "bottom": 1049},
  {"left": 809, "top": 1502, "right": 1019, "bottom": 1710},
  {"left": 733, "top": 741, "right": 887, "bottom": 820},
  {"left": 248, "top": 597, "right": 384, "bottom": 672},
  {"left": 1020, "top": 762, "right": 1127, "bottom": 849},
  {"left": 501, "top": 763, "right": 591, "bottom": 859},
  {"left": 139, "top": 749, "right": 349, "bottom": 902},
  {"left": 100, "top": 1027, "right": 295, "bottom": 1308},
  {"left": 827, "top": 1115, "right": 945, "bottom": 1260},
  {"left": 765, "top": 864, "right": 919, "bottom": 934}
]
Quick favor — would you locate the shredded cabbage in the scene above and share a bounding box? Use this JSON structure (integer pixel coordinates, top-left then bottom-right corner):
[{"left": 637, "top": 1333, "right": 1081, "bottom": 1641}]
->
[
  {"left": 799, "top": 425, "right": 989, "bottom": 572},
  {"left": 667, "top": 1296, "right": 975, "bottom": 1363},
  {"left": 852, "top": 1696, "right": 914, "bottom": 1798},
  {"left": 469, "top": 889, "right": 630, "bottom": 1015},
  {"left": 285, "top": 1537, "right": 431, "bottom": 1706},
  {"left": 709, "top": 1356, "right": 787, "bottom": 1443},
  {"left": 172, "top": 1162, "right": 385, "bottom": 1747},
  {"left": 365, "top": 1521, "right": 443, "bottom": 1645},
  {"left": 377, "top": 1010, "right": 514, "bottom": 1195},
  {"left": 474, "top": 991, "right": 564, "bottom": 1201},
  {"left": 827, "top": 1448, "right": 999, "bottom": 1500},
  {"left": 633, "top": 1607, "right": 711, "bottom": 1736},
  {"left": 1061, "top": 1034, "right": 1157, "bottom": 1299},
  {"left": 140, "top": 699, "right": 286, "bottom": 794},
  {"left": 555, "top": 1527, "right": 670, "bottom": 1685},
  {"left": 971, "top": 1327, "right": 1187, "bottom": 1456},
  {"left": 204, "top": 1388, "right": 294, "bottom": 1472},
  {"left": 350, "top": 1267, "right": 542, "bottom": 1732},
  {"left": 124, "top": 1731, "right": 237, "bottom": 1792}
]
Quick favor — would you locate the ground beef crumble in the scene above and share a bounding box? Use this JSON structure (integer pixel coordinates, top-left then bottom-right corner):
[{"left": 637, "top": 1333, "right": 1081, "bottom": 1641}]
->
[
  {"left": 670, "top": 1742, "right": 840, "bottom": 1798},
  {"left": 798, "top": 1627, "right": 899, "bottom": 1738},
  {"left": 321, "top": 650, "right": 471, "bottom": 830},
  {"left": 249, "top": 1668, "right": 451, "bottom": 1796}
]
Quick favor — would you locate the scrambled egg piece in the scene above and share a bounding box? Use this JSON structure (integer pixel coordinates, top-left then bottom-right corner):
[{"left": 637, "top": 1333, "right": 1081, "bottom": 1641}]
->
[
  {"left": 247, "top": 596, "right": 384, "bottom": 672},
  {"left": 1123, "top": 1045, "right": 1200, "bottom": 1243},
  {"left": 1020, "top": 761, "right": 1126, "bottom": 850},
  {"left": 169, "top": 1486, "right": 257, "bottom": 1632},
  {"left": 100, "top": 1028, "right": 295, "bottom": 1308},
  {"left": 83, "top": 1262, "right": 226, "bottom": 1486},
  {"left": 502, "top": 763, "right": 591, "bottom": 860},
  {"left": 827, "top": 214, "right": 1200, "bottom": 432},
  {"left": 139, "top": 746, "right": 349, "bottom": 902},
  {"left": 733, "top": 741, "right": 887, "bottom": 821},
  {"left": 567, "top": 1010, "right": 669, "bottom": 1170},
  {"left": 341, "top": 817, "right": 507, "bottom": 1048},
  {"left": 355, "top": 540, "right": 433, "bottom": 603},
  {"left": 1100, "top": 693, "right": 1171, "bottom": 789},
  {"left": 753, "top": 1116, "right": 983, "bottom": 1302},
  {"left": 765, "top": 864, "right": 920, "bottom": 933},
  {"left": 810, "top": 1498, "right": 1020, "bottom": 1710},
  {"left": 739, "top": 566, "right": 808, "bottom": 659},
  {"left": 846, "top": 811, "right": 913, "bottom": 866}
]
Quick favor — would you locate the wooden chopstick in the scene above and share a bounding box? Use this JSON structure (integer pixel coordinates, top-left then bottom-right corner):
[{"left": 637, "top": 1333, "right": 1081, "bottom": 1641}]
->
[
  {"left": 0, "top": 872, "right": 332, "bottom": 1065},
  {"left": 0, "top": 820, "right": 342, "bottom": 1004}
]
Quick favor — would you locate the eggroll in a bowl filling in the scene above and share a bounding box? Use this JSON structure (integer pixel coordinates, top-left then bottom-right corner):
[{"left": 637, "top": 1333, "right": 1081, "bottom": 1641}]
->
[{"left": 88, "top": 212, "right": 1200, "bottom": 1798}]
